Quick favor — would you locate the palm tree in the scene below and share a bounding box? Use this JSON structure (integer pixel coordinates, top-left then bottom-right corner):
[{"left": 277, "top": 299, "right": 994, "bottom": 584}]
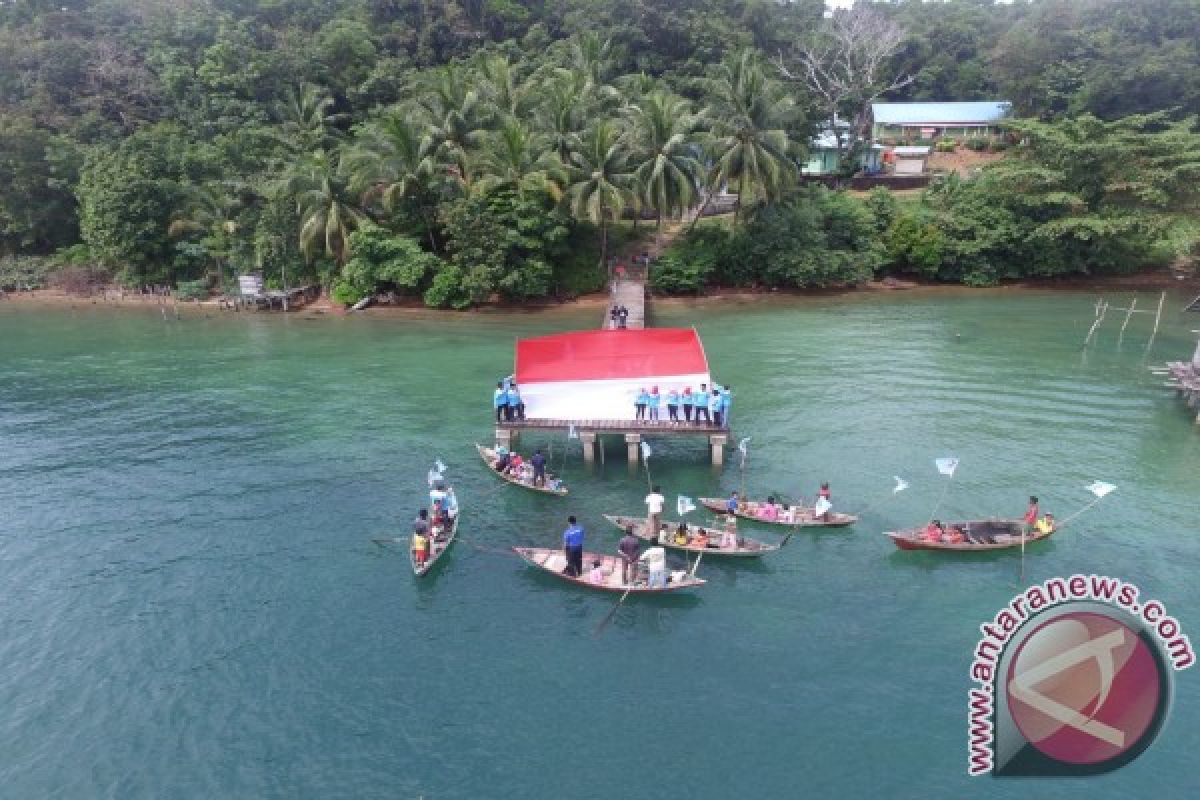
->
[
  {"left": 566, "top": 120, "right": 638, "bottom": 269},
  {"left": 537, "top": 69, "right": 590, "bottom": 165},
  {"left": 474, "top": 54, "right": 536, "bottom": 119},
  {"left": 703, "top": 50, "right": 799, "bottom": 226},
  {"left": 419, "top": 66, "right": 492, "bottom": 192},
  {"left": 344, "top": 111, "right": 441, "bottom": 250},
  {"left": 569, "top": 32, "right": 614, "bottom": 90},
  {"left": 168, "top": 183, "right": 243, "bottom": 286},
  {"left": 625, "top": 91, "right": 705, "bottom": 231},
  {"left": 278, "top": 151, "right": 366, "bottom": 268},
  {"left": 474, "top": 118, "right": 566, "bottom": 199},
  {"left": 272, "top": 83, "right": 345, "bottom": 156}
]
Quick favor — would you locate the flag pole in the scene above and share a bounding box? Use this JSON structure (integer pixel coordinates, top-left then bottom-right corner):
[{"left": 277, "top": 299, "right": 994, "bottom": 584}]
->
[{"left": 929, "top": 472, "right": 955, "bottom": 522}]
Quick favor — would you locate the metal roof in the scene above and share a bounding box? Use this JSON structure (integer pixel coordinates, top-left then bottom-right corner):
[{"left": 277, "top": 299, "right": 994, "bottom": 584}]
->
[
  {"left": 892, "top": 146, "right": 931, "bottom": 156},
  {"left": 872, "top": 102, "right": 1011, "bottom": 125}
]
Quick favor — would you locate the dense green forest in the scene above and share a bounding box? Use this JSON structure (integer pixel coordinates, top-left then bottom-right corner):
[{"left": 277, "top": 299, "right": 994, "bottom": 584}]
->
[{"left": 1, "top": 0, "right": 1199, "bottom": 303}]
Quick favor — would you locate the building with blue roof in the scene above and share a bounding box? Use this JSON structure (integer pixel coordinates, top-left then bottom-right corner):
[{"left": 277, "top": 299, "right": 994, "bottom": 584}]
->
[{"left": 872, "top": 101, "right": 1011, "bottom": 142}]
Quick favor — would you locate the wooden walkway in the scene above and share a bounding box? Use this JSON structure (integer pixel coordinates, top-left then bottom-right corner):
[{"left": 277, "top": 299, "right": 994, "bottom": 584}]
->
[{"left": 601, "top": 264, "right": 646, "bottom": 329}]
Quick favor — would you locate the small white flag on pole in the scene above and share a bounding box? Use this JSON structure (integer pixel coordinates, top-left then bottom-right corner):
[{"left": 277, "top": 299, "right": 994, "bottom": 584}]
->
[
  {"left": 568, "top": 424, "right": 578, "bottom": 439},
  {"left": 814, "top": 497, "right": 832, "bottom": 516},
  {"left": 935, "top": 457, "right": 959, "bottom": 477},
  {"left": 427, "top": 469, "right": 442, "bottom": 487},
  {"left": 1086, "top": 481, "right": 1117, "bottom": 498},
  {"left": 435, "top": 459, "right": 447, "bottom": 474},
  {"left": 893, "top": 476, "right": 909, "bottom": 495},
  {"left": 677, "top": 495, "right": 696, "bottom": 515},
  {"left": 640, "top": 441, "right": 652, "bottom": 461},
  {"left": 738, "top": 437, "right": 750, "bottom": 455}
]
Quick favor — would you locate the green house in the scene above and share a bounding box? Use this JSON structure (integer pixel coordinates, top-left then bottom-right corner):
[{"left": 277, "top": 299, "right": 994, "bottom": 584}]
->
[{"left": 802, "top": 132, "right": 883, "bottom": 176}]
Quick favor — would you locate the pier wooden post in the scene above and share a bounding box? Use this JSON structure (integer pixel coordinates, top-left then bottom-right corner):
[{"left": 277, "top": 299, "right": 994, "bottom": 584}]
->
[
  {"left": 709, "top": 434, "right": 727, "bottom": 466},
  {"left": 580, "top": 432, "right": 597, "bottom": 463},
  {"left": 624, "top": 433, "right": 641, "bottom": 465},
  {"left": 495, "top": 428, "right": 513, "bottom": 451}
]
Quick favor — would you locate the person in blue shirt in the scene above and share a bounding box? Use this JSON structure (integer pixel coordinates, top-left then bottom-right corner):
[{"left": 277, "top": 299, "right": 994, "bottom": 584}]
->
[
  {"left": 647, "top": 386, "right": 661, "bottom": 421},
  {"left": 694, "top": 383, "right": 710, "bottom": 424},
  {"left": 562, "top": 516, "right": 585, "bottom": 577},
  {"left": 507, "top": 382, "right": 525, "bottom": 420},
  {"left": 680, "top": 387, "right": 693, "bottom": 423},
  {"left": 720, "top": 385, "right": 732, "bottom": 427},
  {"left": 709, "top": 388, "right": 723, "bottom": 427},
  {"left": 635, "top": 387, "right": 649, "bottom": 420},
  {"left": 666, "top": 388, "right": 680, "bottom": 423},
  {"left": 726, "top": 491, "right": 740, "bottom": 515},
  {"left": 493, "top": 382, "right": 507, "bottom": 422}
]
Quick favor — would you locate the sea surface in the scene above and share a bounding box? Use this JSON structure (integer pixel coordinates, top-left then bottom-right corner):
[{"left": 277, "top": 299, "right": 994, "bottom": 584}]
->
[{"left": 1, "top": 290, "right": 1198, "bottom": 799}]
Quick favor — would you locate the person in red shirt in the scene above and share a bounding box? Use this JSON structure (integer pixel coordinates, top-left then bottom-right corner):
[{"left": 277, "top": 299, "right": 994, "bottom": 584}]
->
[{"left": 1022, "top": 496, "right": 1039, "bottom": 535}]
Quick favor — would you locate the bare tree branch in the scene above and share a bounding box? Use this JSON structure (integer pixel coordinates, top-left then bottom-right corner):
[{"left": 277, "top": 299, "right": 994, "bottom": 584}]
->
[{"left": 778, "top": 7, "right": 913, "bottom": 163}]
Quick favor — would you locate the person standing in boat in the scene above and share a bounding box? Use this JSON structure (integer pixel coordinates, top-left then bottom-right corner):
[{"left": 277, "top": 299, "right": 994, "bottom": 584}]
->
[
  {"left": 816, "top": 482, "right": 832, "bottom": 522},
  {"left": 694, "top": 383, "right": 710, "bottom": 424},
  {"left": 531, "top": 449, "right": 547, "bottom": 488},
  {"left": 681, "top": 387, "right": 694, "bottom": 422},
  {"left": 645, "top": 485, "right": 666, "bottom": 542},
  {"left": 726, "top": 491, "right": 740, "bottom": 515},
  {"left": 1023, "top": 496, "right": 1040, "bottom": 535},
  {"left": 721, "top": 514, "right": 739, "bottom": 549},
  {"left": 666, "top": 387, "right": 680, "bottom": 423},
  {"left": 618, "top": 525, "right": 641, "bottom": 585},
  {"left": 562, "top": 516, "right": 585, "bottom": 577}
]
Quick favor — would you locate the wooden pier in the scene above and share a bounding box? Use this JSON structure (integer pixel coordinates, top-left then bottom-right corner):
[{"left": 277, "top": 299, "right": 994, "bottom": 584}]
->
[
  {"left": 602, "top": 263, "right": 646, "bottom": 329},
  {"left": 496, "top": 419, "right": 729, "bottom": 466}
]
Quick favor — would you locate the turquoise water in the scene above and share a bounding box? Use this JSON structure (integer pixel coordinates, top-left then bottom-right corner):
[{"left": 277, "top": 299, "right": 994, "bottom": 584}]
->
[{"left": 1, "top": 291, "right": 1198, "bottom": 798}]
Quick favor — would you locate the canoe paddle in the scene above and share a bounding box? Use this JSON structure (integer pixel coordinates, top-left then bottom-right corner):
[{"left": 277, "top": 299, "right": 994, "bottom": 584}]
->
[{"left": 595, "top": 585, "right": 633, "bottom": 635}]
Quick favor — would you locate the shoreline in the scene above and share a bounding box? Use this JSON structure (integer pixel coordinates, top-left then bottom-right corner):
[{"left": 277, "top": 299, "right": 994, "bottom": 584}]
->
[{"left": 3, "top": 269, "right": 1196, "bottom": 316}]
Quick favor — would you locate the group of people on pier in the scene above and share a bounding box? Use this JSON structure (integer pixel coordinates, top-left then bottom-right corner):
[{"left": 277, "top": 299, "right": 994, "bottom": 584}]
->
[
  {"left": 608, "top": 305, "right": 630, "bottom": 329},
  {"left": 492, "top": 378, "right": 525, "bottom": 422},
  {"left": 634, "top": 383, "right": 731, "bottom": 426}
]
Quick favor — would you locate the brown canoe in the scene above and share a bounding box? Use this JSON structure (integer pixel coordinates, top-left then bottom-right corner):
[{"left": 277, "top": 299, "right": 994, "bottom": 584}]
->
[
  {"left": 476, "top": 444, "right": 568, "bottom": 496},
  {"left": 411, "top": 492, "right": 460, "bottom": 576},
  {"left": 883, "top": 518, "right": 1055, "bottom": 552},
  {"left": 513, "top": 547, "right": 706, "bottom": 593},
  {"left": 603, "top": 515, "right": 780, "bottom": 558},
  {"left": 699, "top": 497, "right": 857, "bottom": 527}
]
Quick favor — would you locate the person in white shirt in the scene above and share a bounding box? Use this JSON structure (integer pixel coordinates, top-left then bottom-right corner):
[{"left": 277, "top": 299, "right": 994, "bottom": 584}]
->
[
  {"left": 639, "top": 546, "right": 668, "bottom": 588},
  {"left": 644, "top": 485, "right": 665, "bottom": 542}
]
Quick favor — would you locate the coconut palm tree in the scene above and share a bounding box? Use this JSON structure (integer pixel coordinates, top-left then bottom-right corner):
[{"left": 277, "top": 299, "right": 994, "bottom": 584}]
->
[
  {"left": 703, "top": 50, "right": 799, "bottom": 226},
  {"left": 167, "top": 182, "right": 244, "bottom": 286},
  {"left": 278, "top": 150, "right": 366, "bottom": 268},
  {"left": 625, "top": 90, "right": 705, "bottom": 231},
  {"left": 418, "top": 65, "right": 492, "bottom": 192},
  {"left": 474, "top": 53, "right": 537, "bottom": 119},
  {"left": 272, "top": 83, "right": 346, "bottom": 156},
  {"left": 537, "top": 68, "right": 590, "bottom": 165},
  {"left": 474, "top": 118, "right": 567, "bottom": 199},
  {"left": 565, "top": 120, "right": 638, "bottom": 269},
  {"left": 344, "top": 111, "right": 441, "bottom": 250}
]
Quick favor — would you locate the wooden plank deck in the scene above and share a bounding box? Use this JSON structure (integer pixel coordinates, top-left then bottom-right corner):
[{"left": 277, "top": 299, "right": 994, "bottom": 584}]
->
[
  {"left": 498, "top": 418, "right": 726, "bottom": 435},
  {"left": 601, "top": 264, "right": 646, "bottom": 330}
]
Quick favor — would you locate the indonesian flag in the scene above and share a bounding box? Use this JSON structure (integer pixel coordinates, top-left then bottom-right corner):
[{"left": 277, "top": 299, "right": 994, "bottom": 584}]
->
[{"left": 515, "top": 328, "right": 711, "bottom": 421}]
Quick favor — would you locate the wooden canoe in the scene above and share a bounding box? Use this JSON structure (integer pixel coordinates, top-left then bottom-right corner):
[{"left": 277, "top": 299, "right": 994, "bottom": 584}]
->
[
  {"left": 883, "top": 518, "right": 1055, "bottom": 552},
  {"left": 698, "top": 497, "right": 858, "bottom": 527},
  {"left": 476, "top": 444, "right": 568, "bottom": 496},
  {"left": 513, "top": 547, "right": 706, "bottom": 593},
  {"left": 603, "top": 514, "right": 779, "bottom": 558},
  {"left": 411, "top": 499, "right": 460, "bottom": 577}
]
